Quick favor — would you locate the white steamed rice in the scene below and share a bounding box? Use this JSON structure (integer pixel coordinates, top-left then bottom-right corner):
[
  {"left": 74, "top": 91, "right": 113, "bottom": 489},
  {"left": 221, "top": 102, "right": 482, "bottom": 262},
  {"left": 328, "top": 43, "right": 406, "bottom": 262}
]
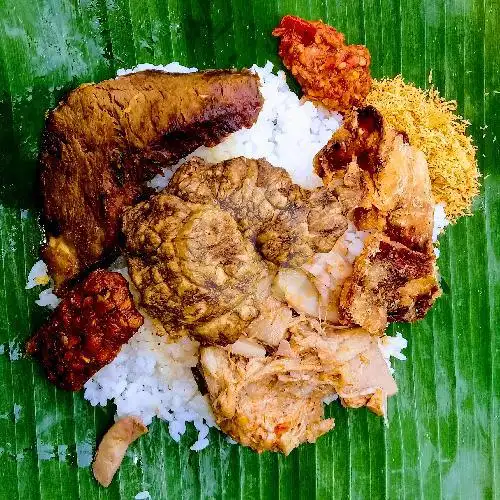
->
[
  {"left": 25, "top": 259, "right": 50, "bottom": 289},
  {"left": 25, "top": 61, "right": 439, "bottom": 452},
  {"left": 84, "top": 313, "right": 214, "bottom": 451},
  {"left": 432, "top": 203, "right": 450, "bottom": 257}
]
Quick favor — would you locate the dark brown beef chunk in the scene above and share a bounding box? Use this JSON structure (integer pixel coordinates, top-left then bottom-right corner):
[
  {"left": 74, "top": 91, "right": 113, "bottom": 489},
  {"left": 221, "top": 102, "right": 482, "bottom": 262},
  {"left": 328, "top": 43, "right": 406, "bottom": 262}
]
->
[{"left": 40, "top": 70, "right": 263, "bottom": 290}]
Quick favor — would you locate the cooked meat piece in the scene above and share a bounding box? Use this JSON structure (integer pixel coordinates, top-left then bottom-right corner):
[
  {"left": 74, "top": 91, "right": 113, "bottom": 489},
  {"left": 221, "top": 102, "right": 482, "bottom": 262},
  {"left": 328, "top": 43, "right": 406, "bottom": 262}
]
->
[
  {"left": 123, "top": 192, "right": 270, "bottom": 344},
  {"left": 200, "top": 320, "right": 396, "bottom": 454},
  {"left": 93, "top": 416, "right": 148, "bottom": 487},
  {"left": 123, "top": 157, "right": 348, "bottom": 344},
  {"left": 315, "top": 106, "right": 384, "bottom": 178},
  {"left": 277, "top": 235, "right": 356, "bottom": 324},
  {"left": 289, "top": 321, "right": 397, "bottom": 414},
  {"left": 200, "top": 345, "right": 336, "bottom": 454},
  {"left": 380, "top": 146, "right": 435, "bottom": 254},
  {"left": 245, "top": 296, "right": 294, "bottom": 347},
  {"left": 315, "top": 106, "right": 435, "bottom": 253},
  {"left": 257, "top": 188, "right": 347, "bottom": 266},
  {"left": 272, "top": 15, "right": 372, "bottom": 112},
  {"left": 40, "top": 70, "right": 263, "bottom": 290},
  {"left": 229, "top": 337, "right": 268, "bottom": 358},
  {"left": 168, "top": 157, "right": 347, "bottom": 266},
  {"left": 314, "top": 107, "right": 440, "bottom": 334},
  {"left": 273, "top": 267, "right": 323, "bottom": 318},
  {"left": 339, "top": 234, "right": 441, "bottom": 334},
  {"left": 26, "top": 270, "right": 143, "bottom": 391}
]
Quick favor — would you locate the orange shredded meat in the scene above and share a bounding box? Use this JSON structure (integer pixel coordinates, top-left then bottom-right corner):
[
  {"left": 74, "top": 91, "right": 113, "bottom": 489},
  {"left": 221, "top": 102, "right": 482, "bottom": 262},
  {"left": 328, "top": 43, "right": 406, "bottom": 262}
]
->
[{"left": 273, "top": 15, "right": 372, "bottom": 112}]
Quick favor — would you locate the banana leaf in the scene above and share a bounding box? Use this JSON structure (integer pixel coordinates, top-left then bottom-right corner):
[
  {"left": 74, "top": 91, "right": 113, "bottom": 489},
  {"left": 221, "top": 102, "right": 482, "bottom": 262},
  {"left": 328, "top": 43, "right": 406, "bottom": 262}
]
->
[{"left": 0, "top": 0, "right": 497, "bottom": 498}]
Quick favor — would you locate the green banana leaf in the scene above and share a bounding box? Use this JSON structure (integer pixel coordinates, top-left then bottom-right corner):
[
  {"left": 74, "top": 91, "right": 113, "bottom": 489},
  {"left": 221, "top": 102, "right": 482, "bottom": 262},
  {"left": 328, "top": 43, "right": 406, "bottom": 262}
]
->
[{"left": 0, "top": 0, "right": 498, "bottom": 498}]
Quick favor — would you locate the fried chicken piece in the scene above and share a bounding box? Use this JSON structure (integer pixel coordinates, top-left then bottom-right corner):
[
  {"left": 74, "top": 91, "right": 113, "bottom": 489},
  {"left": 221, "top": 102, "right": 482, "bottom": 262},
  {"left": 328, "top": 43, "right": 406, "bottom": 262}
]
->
[
  {"left": 315, "top": 106, "right": 435, "bottom": 253},
  {"left": 123, "top": 193, "right": 270, "bottom": 344},
  {"left": 315, "top": 106, "right": 384, "bottom": 179},
  {"left": 200, "top": 320, "right": 396, "bottom": 454},
  {"left": 272, "top": 228, "right": 362, "bottom": 327},
  {"left": 314, "top": 107, "right": 440, "bottom": 333},
  {"left": 245, "top": 296, "right": 294, "bottom": 347},
  {"left": 26, "top": 270, "right": 143, "bottom": 391},
  {"left": 123, "top": 157, "right": 347, "bottom": 345},
  {"left": 289, "top": 322, "right": 397, "bottom": 415},
  {"left": 339, "top": 234, "right": 441, "bottom": 334},
  {"left": 168, "top": 157, "right": 347, "bottom": 266},
  {"left": 40, "top": 70, "right": 263, "bottom": 290},
  {"left": 272, "top": 15, "right": 372, "bottom": 112}
]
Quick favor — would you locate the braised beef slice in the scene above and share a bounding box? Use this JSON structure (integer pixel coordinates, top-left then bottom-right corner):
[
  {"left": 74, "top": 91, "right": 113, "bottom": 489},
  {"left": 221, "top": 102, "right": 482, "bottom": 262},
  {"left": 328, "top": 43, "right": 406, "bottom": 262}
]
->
[{"left": 40, "top": 70, "right": 263, "bottom": 290}]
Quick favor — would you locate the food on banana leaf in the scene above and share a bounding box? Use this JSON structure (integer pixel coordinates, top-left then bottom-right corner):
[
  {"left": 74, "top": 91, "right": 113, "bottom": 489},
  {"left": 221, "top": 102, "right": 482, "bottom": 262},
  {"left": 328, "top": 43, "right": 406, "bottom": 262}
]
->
[{"left": 24, "top": 15, "right": 478, "bottom": 478}]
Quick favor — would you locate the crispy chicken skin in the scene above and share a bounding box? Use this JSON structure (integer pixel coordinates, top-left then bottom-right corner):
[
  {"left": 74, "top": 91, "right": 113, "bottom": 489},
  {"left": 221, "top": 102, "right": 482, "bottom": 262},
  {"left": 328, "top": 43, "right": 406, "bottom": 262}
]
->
[
  {"left": 339, "top": 234, "right": 441, "bottom": 334},
  {"left": 315, "top": 106, "right": 435, "bottom": 253},
  {"left": 40, "top": 70, "right": 263, "bottom": 290},
  {"left": 123, "top": 157, "right": 347, "bottom": 343},
  {"left": 26, "top": 270, "right": 143, "bottom": 391},
  {"left": 315, "top": 106, "right": 384, "bottom": 177},
  {"left": 273, "top": 15, "right": 372, "bottom": 112},
  {"left": 93, "top": 416, "right": 148, "bottom": 488},
  {"left": 200, "top": 320, "right": 396, "bottom": 454},
  {"left": 314, "top": 106, "right": 440, "bottom": 333}
]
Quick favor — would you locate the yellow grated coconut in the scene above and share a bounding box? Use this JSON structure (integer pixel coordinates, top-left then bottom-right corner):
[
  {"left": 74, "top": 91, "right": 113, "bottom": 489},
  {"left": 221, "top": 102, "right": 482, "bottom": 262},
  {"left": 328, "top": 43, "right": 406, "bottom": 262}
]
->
[
  {"left": 34, "top": 274, "right": 50, "bottom": 286},
  {"left": 366, "top": 75, "right": 479, "bottom": 220}
]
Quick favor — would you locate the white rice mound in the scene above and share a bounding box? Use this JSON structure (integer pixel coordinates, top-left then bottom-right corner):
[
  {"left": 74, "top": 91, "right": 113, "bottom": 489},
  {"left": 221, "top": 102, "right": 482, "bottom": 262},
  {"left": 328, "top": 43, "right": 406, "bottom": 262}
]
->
[
  {"left": 25, "top": 61, "right": 430, "bottom": 452},
  {"left": 84, "top": 259, "right": 215, "bottom": 451},
  {"left": 25, "top": 259, "right": 50, "bottom": 289},
  {"left": 84, "top": 315, "right": 214, "bottom": 451}
]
